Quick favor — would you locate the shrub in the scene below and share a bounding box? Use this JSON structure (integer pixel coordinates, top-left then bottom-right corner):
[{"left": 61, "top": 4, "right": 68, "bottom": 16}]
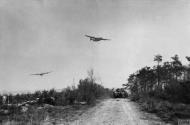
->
[
  {"left": 140, "top": 97, "right": 157, "bottom": 113},
  {"left": 64, "top": 87, "right": 77, "bottom": 105},
  {"left": 77, "top": 78, "right": 110, "bottom": 104},
  {"left": 0, "top": 78, "right": 111, "bottom": 107}
]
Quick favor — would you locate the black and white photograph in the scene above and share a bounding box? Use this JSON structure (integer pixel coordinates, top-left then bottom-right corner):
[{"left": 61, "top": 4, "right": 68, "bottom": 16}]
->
[{"left": 0, "top": 0, "right": 190, "bottom": 124}]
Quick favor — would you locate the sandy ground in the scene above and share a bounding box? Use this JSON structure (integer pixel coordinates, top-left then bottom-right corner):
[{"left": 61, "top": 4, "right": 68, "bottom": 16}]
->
[
  {"left": 69, "top": 98, "right": 172, "bottom": 125},
  {"left": 1, "top": 99, "right": 173, "bottom": 125}
]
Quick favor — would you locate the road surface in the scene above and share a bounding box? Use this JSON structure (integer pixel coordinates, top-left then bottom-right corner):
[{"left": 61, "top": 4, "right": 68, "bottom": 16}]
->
[{"left": 70, "top": 98, "right": 171, "bottom": 125}]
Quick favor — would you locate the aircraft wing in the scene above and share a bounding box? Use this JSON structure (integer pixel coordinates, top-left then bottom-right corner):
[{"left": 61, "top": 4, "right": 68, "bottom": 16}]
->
[
  {"left": 31, "top": 73, "right": 40, "bottom": 75},
  {"left": 31, "top": 71, "right": 52, "bottom": 75},
  {"left": 44, "top": 71, "right": 52, "bottom": 74},
  {"left": 101, "top": 38, "right": 110, "bottom": 40},
  {"left": 85, "top": 35, "right": 95, "bottom": 38}
]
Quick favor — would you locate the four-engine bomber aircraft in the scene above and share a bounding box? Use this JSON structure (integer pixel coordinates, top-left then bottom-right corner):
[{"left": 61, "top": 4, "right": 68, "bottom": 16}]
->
[
  {"left": 31, "top": 71, "right": 52, "bottom": 76},
  {"left": 85, "top": 35, "right": 110, "bottom": 42}
]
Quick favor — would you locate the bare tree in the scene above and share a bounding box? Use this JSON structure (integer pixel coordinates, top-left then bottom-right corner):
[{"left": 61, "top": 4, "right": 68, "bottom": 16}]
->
[{"left": 87, "top": 68, "right": 96, "bottom": 83}]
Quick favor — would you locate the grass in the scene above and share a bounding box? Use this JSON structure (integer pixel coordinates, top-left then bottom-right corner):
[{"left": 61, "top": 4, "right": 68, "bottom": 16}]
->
[
  {"left": 0, "top": 76, "right": 112, "bottom": 124},
  {"left": 0, "top": 98, "right": 104, "bottom": 125},
  {"left": 133, "top": 96, "right": 190, "bottom": 125}
]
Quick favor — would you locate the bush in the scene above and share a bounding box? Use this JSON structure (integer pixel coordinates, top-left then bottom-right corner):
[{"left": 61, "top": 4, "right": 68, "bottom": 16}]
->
[
  {"left": 77, "top": 78, "right": 109, "bottom": 104},
  {"left": 64, "top": 87, "right": 77, "bottom": 105},
  {"left": 0, "top": 78, "right": 111, "bottom": 107},
  {"left": 130, "top": 93, "right": 140, "bottom": 101},
  {"left": 163, "top": 81, "right": 190, "bottom": 104},
  {"left": 140, "top": 97, "right": 157, "bottom": 113}
]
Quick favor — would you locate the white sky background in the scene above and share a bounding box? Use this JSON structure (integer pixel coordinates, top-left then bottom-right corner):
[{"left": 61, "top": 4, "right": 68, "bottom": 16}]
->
[{"left": 0, "top": 0, "right": 190, "bottom": 92}]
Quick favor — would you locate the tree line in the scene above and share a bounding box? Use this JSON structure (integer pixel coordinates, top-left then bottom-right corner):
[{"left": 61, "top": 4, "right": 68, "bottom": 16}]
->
[{"left": 123, "top": 54, "right": 190, "bottom": 104}]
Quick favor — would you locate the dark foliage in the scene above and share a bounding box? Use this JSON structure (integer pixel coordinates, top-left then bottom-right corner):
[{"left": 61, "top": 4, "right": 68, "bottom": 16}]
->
[
  {"left": 124, "top": 54, "right": 190, "bottom": 104},
  {"left": 123, "top": 54, "right": 190, "bottom": 123},
  {"left": 0, "top": 78, "right": 112, "bottom": 107}
]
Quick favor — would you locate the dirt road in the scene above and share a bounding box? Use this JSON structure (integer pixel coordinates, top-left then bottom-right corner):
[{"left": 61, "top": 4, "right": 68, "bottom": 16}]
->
[{"left": 70, "top": 99, "right": 171, "bottom": 125}]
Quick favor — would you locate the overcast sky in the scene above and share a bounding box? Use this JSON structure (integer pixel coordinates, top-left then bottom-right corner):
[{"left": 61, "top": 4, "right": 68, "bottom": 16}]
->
[{"left": 1, "top": 0, "right": 190, "bottom": 93}]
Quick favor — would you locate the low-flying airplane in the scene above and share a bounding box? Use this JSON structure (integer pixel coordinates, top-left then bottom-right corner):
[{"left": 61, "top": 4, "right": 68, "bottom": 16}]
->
[
  {"left": 31, "top": 71, "right": 52, "bottom": 76},
  {"left": 85, "top": 35, "right": 110, "bottom": 42}
]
